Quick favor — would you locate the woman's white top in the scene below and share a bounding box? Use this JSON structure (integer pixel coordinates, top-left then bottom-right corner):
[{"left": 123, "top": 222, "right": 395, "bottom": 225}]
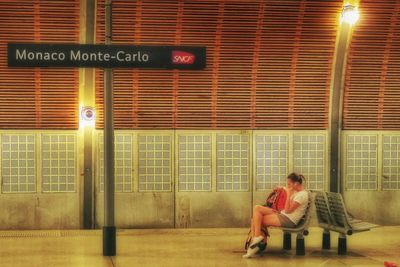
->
[{"left": 281, "top": 190, "right": 309, "bottom": 225}]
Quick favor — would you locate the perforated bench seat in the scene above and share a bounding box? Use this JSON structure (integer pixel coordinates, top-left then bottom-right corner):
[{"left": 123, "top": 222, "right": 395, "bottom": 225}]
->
[
  {"left": 313, "top": 190, "right": 379, "bottom": 254},
  {"left": 349, "top": 221, "right": 379, "bottom": 233}
]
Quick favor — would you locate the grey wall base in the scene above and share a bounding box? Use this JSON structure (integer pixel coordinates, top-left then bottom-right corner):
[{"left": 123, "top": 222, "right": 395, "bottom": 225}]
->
[
  {"left": 0, "top": 194, "right": 80, "bottom": 230},
  {"left": 95, "top": 193, "right": 174, "bottom": 228},
  {"left": 175, "top": 192, "right": 251, "bottom": 228},
  {"left": 343, "top": 191, "right": 400, "bottom": 225}
]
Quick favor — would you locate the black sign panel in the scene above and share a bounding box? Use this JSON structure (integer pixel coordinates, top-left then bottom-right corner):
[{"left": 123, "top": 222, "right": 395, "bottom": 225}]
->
[{"left": 8, "top": 43, "right": 206, "bottom": 69}]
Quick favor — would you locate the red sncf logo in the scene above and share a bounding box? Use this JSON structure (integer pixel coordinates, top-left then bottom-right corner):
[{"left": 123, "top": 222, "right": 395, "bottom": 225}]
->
[{"left": 172, "top": 51, "right": 195, "bottom": 64}]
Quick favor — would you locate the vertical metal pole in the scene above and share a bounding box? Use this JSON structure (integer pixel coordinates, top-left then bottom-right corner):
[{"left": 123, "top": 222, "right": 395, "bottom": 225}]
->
[
  {"left": 329, "top": 23, "right": 351, "bottom": 193},
  {"left": 103, "top": 0, "right": 116, "bottom": 256},
  {"left": 82, "top": 0, "right": 96, "bottom": 230}
]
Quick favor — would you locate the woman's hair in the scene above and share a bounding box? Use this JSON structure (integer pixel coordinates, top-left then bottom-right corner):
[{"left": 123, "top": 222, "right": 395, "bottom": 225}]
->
[{"left": 287, "top": 172, "right": 306, "bottom": 184}]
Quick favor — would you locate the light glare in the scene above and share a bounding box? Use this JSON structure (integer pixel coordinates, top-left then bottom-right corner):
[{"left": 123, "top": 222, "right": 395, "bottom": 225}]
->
[
  {"left": 341, "top": 4, "right": 359, "bottom": 25},
  {"left": 79, "top": 106, "right": 95, "bottom": 128}
]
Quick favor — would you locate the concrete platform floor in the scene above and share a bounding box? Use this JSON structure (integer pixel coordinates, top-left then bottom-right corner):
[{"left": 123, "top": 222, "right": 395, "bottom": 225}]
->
[{"left": 0, "top": 226, "right": 399, "bottom": 267}]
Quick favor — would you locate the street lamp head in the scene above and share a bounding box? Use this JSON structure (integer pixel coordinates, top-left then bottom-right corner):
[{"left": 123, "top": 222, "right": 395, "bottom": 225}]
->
[
  {"left": 341, "top": 4, "right": 359, "bottom": 25},
  {"left": 80, "top": 106, "right": 96, "bottom": 128}
]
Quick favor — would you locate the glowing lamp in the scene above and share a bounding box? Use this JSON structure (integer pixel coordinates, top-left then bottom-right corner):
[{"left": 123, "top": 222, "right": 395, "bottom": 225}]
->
[
  {"left": 341, "top": 4, "right": 359, "bottom": 25},
  {"left": 80, "top": 106, "right": 95, "bottom": 128}
]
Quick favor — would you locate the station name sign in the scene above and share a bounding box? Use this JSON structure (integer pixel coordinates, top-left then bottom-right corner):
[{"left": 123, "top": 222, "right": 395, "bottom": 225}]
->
[{"left": 8, "top": 43, "right": 206, "bottom": 69}]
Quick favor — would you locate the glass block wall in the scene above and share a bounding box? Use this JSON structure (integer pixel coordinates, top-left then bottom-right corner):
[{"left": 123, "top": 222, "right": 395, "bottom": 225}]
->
[
  {"left": 96, "top": 131, "right": 329, "bottom": 193},
  {"left": 1, "top": 134, "right": 36, "bottom": 193},
  {"left": 293, "top": 135, "right": 326, "bottom": 190},
  {"left": 98, "top": 133, "right": 133, "bottom": 192},
  {"left": 42, "top": 134, "right": 76, "bottom": 192},
  {"left": 382, "top": 135, "right": 400, "bottom": 190},
  {"left": 344, "top": 132, "right": 400, "bottom": 191},
  {"left": 138, "top": 135, "right": 172, "bottom": 192},
  {"left": 177, "top": 135, "right": 212, "bottom": 191},
  {"left": 255, "top": 135, "right": 288, "bottom": 190},
  {"left": 254, "top": 132, "right": 327, "bottom": 191},
  {"left": 216, "top": 134, "right": 250, "bottom": 191},
  {"left": 345, "top": 135, "right": 378, "bottom": 190},
  {"left": 0, "top": 132, "right": 77, "bottom": 193}
]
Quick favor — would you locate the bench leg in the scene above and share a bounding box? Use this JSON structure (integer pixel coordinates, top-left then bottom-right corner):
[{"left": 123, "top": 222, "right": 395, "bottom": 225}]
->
[
  {"left": 296, "top": 234, "right": 305, "bottom": 256},
  {"left": 322, "top": 230, "right": 331, "bottom": 250},
  {"left": 283, "top": 232, "right": 291, "bottom": 250},
  {"left": 338, "top": 234, "right": 347, "bottom": 255}
]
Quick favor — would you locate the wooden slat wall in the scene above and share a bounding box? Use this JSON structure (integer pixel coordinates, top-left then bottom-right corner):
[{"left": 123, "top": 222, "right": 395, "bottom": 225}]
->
[
  {"left": 0, "top": 0, "right": 79, "bottom": 129},
  {"left": 343, "top": 0, "right": 400, "bottom": 129},
  {"left": 95, "top": 0, "right": 342, "bottom": 129},
  {"left": 256, "top": 0, "right": 340, "bottom": 128}
]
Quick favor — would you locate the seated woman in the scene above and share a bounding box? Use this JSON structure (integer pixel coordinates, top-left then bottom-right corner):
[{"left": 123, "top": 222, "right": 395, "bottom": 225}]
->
[{"left": 243, "top": 172, "right": 308, "bottom": 258}]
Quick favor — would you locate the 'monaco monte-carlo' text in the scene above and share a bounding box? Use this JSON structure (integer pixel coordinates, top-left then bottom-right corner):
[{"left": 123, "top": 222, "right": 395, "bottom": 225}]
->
[{"left": 15, "top": 49, "right": 149, "bottom": 62}]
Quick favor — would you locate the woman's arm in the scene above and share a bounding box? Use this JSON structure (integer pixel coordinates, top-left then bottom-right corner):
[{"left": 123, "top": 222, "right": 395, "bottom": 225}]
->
[
  {"left": 284, "top": 200, "right": 301, "bottom": 214},
  {"left": 283, "top": 189, "right": 300, "bottom": 214}
]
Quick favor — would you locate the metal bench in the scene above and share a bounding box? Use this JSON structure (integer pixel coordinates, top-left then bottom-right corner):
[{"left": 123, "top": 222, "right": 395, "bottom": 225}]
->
[
  {"left": 280, "top": 190, "right": 314, "bottom": 256},
  {"left": 313, "top": 191, "right": 379, "bottom": 255},
  {"left": 314, "top": 190, "right": 335, "bottom": 250}
]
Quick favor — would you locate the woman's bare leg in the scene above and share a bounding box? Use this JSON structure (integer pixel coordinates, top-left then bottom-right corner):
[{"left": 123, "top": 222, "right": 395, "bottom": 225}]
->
[
  {"left": 252, "top": 205, "right": 276, "bottom": 237},
  {"left": 262, "top": 214, "right": 282, "bottom": 227},
  {"left": 244, "top": 212, "right": 282, "bottom": 258}
]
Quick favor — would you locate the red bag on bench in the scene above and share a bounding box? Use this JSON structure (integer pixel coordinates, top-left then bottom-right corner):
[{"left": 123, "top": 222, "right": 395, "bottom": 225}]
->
[{"left": 264, "top": 187, "right": 287, "bottom": 212}]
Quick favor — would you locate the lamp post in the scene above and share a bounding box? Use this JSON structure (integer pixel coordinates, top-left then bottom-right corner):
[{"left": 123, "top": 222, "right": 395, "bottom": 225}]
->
[
  {"left": 323, "top": 3, "right": 360, "bottom": 251},
  {"left": 329, "top": 3, "right": 359, "bottom": 193},
  {"left": 103, "top": 0, "right": 116, "bottom": 256}
]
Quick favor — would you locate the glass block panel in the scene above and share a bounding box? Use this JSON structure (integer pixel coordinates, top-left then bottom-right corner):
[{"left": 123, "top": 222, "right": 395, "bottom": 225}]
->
[
  {"left": 346, "top": 135, "right": 377, "bottom": 190},
  {"left": 293, "top": 135, "right": 326, "bottom": 190},
  {"left": 2, "top": 134, "right": 36, "bottom": 193},
  {"left": 382, "top": 136, "right": 400, "bottom": 190},
  {"left": 138, "top": 135, "right": 172, "bottom": 192},
  {"left": 42, "top": 134, "right": 76, "bottom": 192},
  {"left": 178, "top": 135, "right": 211, "bottom": 191},
  {"left": 99, "top": 133, "right": 133, "bottom": 192},
  {"left": 255, "top": 135, "right": 288, "bottom": 190},
  {"left": 216, "top": 134, "right": 249, "bottom": 191}
]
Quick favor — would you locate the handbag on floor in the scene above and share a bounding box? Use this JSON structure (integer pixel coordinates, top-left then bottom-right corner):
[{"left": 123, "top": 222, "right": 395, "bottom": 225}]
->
[{"left": 244, "top": 227, "right": 269, "bottom": 251}]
